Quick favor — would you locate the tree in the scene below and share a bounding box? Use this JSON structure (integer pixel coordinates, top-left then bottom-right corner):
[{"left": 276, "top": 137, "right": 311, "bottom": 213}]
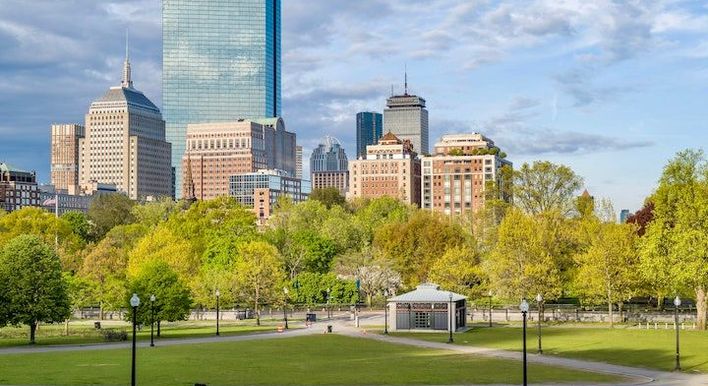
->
[
  {"left": 333, "top": 248, "right": 401, "bottom": 306},
  {"left": 640, "top": 149, "right": 708, "bottom": 329},
  {"left": 126, "top": 261, "right": 192, "bottom": 336},
  {"left": 0, "top": 235, "right": 70, "bottom": 344},
  {"left": 63, "top": 273, "right": 95, "bottom": 335},
  {"left": 131, "top": 197, "right": 177, "bottom": 228},
  {"left": 485, "top": 209, "right": 568, "bottom": 301},
  {"left": 127, "top": 226, "right": 200, "bottom": 280},
  {"left": 232, "top": 241, "right": 286, "bottom": 325},
  {"left": 627, "top": 201, "right": 654, "bottom": 236},
  {"left": 429, "top": 246, "right": 485, "bottom": 300},
  {"left": 289, "top": 272, "right": 358, "bottom": 306},
  {"left": 574, "top": 222, "right": 641, "bottom": 327},
  {"left": 513, "top": 161, "right": 583, "bottom": 216},
  {"left": 309, "top": 187, "right": 346, "bottom": 209},
  {"left": 88, "top": 193, "right": 135, "bottom": 240},
  {"left": 61, "top": 211, "right": 91, "bottom": 243}
]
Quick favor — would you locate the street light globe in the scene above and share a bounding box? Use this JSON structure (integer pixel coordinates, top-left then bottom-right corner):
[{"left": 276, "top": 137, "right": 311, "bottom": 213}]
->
[
  {"left": 215, "top": 289, "right": 220, "bottom": 297},
  {"left": 130, "top": 293, "right": 140, "bottom": 308},
  {"left": 150, "top": 294, "right": 156, "bottom": 302},
  {"left": 674, "top": 296, "right": 681, "bottom": 307},
  {"left": 520, "top": 299, "right": 529, "bottom": 313},
  {"left": 536, "top": 293, "right": 543, "bottom": 303}
]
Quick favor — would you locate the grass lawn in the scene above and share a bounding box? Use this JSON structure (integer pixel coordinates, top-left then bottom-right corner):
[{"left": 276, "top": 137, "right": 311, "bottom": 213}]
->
[
  {"left": 0, "top": 320, "right": 282, "bottom": 347},
  {"left": 0, "top": 334, "right": 622, "bottom": 385},
  {"left": 390, "top": 324, "right": 708, "bottom": 373}
]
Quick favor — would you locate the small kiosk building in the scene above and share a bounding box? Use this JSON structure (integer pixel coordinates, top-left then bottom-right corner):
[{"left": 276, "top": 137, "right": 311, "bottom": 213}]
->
[{"left": 386, "top": 283, "right": 467, "bottom": 332}]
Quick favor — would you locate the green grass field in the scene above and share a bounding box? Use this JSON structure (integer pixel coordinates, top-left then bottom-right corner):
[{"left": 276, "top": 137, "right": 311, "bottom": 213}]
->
[
  {"left": 0, "top": 320, "right": 281, "bottom": 347},
  {"left": 391, "top": 324, "right": 708, "bottom": 373},
  {"left": 0, "top": 334, "right": 621, "bottom": 385}
]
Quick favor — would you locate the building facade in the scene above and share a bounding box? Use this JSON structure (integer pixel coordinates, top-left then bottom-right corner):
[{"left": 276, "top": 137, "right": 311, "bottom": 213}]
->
[
  {"left": 356, "top": 112, "right": 383, "bottom": 158},
  {"left": 421, "top": 133, "right": 512, "bottom": 215},
  {"left": 295, "top": 145, "right": 303, "bottom": 179},
  {"left": 39, "top": 184, "right": 118, "bottom": 216},
  {"left": 229, "top": 169, "right": 310, "bottom": 224},
  {"left": 310, "top": 136, "right": 348, "bottom": 173},
  {"left": 51, "top": 123, "right": 84, "bottom": 194},
  {"left": 348, "top": 132, "right": 421, "bottom": 206},
  {"left": 163, "top": 0, "right": 282, "bottom": 196},
  {"left": 182, "top": 119, "right": 295, "bottom": 200},
  {"left": 312, "top": 171, "right": 349, "bottom": 196},
  {"left": 384, "top": 93, "right": 428, "bottom": 155},
  {"left": 80, "top": 54, "right": 172, "bottom": 200},
  {"left": 0, "top": 163, "right": 39, "bottom": 212}
]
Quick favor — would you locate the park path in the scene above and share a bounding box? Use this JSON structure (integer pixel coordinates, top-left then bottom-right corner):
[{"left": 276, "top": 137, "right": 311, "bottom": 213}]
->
[{"left": 337, "top": 314, "right": 708, "bottom": 386}]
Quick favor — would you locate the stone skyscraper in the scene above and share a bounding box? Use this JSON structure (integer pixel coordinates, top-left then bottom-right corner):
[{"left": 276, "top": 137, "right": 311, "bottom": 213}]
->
[
  {"left": 384, "top": 74, "right": 429, "bottom": 155},
  {"left": 79, "top": 50, "right": 172, "bottom": 200},
  {"left": 51, "top": 123, "right": 84, "bottom": 194},
  {"left": 163, "top": 0, "right": 282, "bottom": 197}
]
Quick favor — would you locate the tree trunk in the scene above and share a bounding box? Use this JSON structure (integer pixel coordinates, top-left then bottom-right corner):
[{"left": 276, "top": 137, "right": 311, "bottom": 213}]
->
[
  {"left": 657, "top": 295, "right": 665, "bottom": 311},
  {"left": 696, "top": 286, "right": 707, "bottom": 331},
  {"left": 367, "top": 293, "right": 372, "bottom": 307},
  {"left": 255, "top": 286, "right": 260, "bottom": 326},
  {"left": 29, "top": 322, "right": 37, "bottom": 345},
  {"left": 157, "top": 320, "right": 161, "bottom": 337},
  {"left": 607, "top": 289, "right": 614, "bottom": 328},
  {"left": 65, "top": 319, "right": 70, "bottom": 336},
  {"left": 99, "top": 301, "right": 104, "bottom": 320}
]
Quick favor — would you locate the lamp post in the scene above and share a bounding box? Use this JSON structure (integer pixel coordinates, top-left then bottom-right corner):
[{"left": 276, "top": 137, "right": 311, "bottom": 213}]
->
[
  {"left": 326, "top": 288, "right": 331, "bottom": 319},
  {"left": 536, "top": 293, "right": 543, "bottom": 354},
  {"left": 488, "top": 290, "right": 493, "bottom": 327},
  {"left": 448, "top": 292, "right": 454, "bottom": 343},
  {"left": 215, "top": 289, "right": 220, "bottom": 336},
  {"left": 674, "top": 296, "right": 681, "bottom": 371},
  {"left": 149, "top": 294, "right": 156, "bottom": 347},
  {"left": 130, "top": 293, "right": 140, "bottom": 386},
  {"left": 283, "top": 287, "right": 289, "bottom": 330},
  {"left": 384, "top": 289, "right": 389, "bottom": 335},
  {"left": 520, "top": 299, "right": 530, "bottom": 386}
]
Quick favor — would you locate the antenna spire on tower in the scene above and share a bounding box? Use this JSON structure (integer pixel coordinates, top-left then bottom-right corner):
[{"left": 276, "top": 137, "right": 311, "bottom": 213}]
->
[
  {"left": 122, "top": 29, "right": 133, "bottom": 88},
  {"left": 404, "top": 64, "right": 408, "bottom": 95}
]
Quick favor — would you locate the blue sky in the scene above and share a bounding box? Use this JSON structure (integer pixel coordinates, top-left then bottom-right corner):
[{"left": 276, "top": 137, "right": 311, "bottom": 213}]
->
[{"left": 0, "top": 0, "right": 706, "bottom": 212}]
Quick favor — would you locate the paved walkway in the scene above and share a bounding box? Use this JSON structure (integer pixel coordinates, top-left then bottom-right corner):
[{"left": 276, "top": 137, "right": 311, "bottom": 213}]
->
[{"left": 339, "top": 315, "right": 708, "bottom": 386}]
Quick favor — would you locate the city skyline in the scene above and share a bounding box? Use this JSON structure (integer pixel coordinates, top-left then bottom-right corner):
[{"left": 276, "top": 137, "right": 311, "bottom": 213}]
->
[{"left": 1, "top": 1, "right": 707, "bottom": 211}]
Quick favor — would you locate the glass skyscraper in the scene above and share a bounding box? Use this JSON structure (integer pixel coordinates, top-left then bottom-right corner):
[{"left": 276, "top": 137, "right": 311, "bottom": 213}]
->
[
  {"left": 356, "top": 112, "right": 383, "bottom": 158},
  {"left": 163, "top": 0, "right": 281, "bottom": 196}
]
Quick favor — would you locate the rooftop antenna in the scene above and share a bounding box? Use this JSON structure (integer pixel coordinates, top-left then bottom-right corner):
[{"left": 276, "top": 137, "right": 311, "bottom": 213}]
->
[
  {"left": 404, "top": 64, "right": 408, "bottom": 95},
  {"left": 122, "top": 28, "right": 133, "bottom": 88},
  {"left": 390, "top": 84, "right": 394, "bottom": 97}
]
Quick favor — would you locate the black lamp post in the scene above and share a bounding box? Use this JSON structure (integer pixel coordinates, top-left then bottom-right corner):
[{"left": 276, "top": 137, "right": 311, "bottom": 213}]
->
[
  {"left": 520, "top": 299, "right": 529, "bottom": 386},
  {"left": 536, "top": 293, "right": 543, "bottom": 354},
  {"left": 129, "top": 293, "right": 140, "bottom": 386},
  {"left": 326, "top": 288, "right": 331, "bottom": 319},
  {"left": 488, "top": 290, "right": 493, "bottom": 327},
  {"left": 448, "top": 292, "right": 454, "bottom": 343},
  {"left": 149, "top": 294, "right": 156, "bottom": 347},
  {"left": 215, "top": 289, "right": 220, "bottom": 336},
  {"left": 283, "top": 287, "right": 289, "bottom": 330},
  {"left": 674, "top": 296, "right": 681, "bottom": 371},
  {"left": 384, "top": 289, "right": 389, "bottom": 335}
]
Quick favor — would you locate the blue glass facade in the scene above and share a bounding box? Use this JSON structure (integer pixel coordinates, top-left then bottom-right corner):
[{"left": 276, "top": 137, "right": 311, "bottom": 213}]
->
[
  {"left": 163, "top": 0, "right": 281, "bottom": 196},
  {"left": 356, "top": 112, "right": 383, "bottom": 158}
]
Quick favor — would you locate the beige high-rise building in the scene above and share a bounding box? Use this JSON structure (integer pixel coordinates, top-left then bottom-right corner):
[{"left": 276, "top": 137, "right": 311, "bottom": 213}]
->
[
  {"left": 51, "top": 123, "right": 84, "bottom": 194},
  {"left": 79, "top": 52, "right": 172, "bottom": 200},
  {"left": 295, "top": 145, "right": 303, "bottom": 179},
  {"left": 421, "top": 133, "right": 512, "bottom": 215},
  {"left": 312, "top": 171, "right": 349, "bottom": 195},
  {"left": 182, "top": 118, "right": 296, "bottom": 200},
  {"left": 348, "top": 132, "right": 421, "bottom": 206}
]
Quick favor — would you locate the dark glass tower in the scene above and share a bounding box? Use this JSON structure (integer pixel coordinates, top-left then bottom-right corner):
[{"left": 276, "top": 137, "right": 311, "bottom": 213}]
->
[
  {"left": 163, "top": 0, "right": 281, "bottom": 196},
  {"left": 356, "top": 112, "right": 383, "bottom": 158}
]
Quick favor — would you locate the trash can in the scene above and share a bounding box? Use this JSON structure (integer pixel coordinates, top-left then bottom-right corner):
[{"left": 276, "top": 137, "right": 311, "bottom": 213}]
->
[
  {"left": 327, "top": 325, "right": 333, "bottom": 333},
  {"left": 306, "top": 313, "right": 317, "bottom": 323},
  {"left": 94, "top": 321, "right": 101, "bottom": 330}
]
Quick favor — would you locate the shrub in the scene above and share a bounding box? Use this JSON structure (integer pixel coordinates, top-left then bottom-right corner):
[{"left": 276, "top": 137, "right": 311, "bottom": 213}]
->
[{"left": 101, "top": 329, "right": 127, "bottom": 342}]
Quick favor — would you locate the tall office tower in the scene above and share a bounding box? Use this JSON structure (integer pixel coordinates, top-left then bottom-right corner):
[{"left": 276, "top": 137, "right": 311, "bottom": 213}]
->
[
  {"left": 619, "top": 209, "right": 630, "bottom": 223},
  {"left": 80, "top": 51, "right": 172, "bottom": 200},
  {"left": 384, "top": 75, "right": 429, "bottom": 155},
  {"left": 182, "top": 119, "right": 295, "bottom": 200},
  {"left": 163, "top": 0, "right": 282, "bottom": 197},
  {"left": 356, "top": 112, "right": 382, "bottom": 158},
  {"left": 295, "top": 145, "right": 303, "bottom": 179},
  {"left": 310, "top": 136, "right": 349, "bottom": 195},
  {"left": 51, "top": 123, "right": 84, "bottom": 194},
  {"left": 348, "top": 132, "right": 421, "bottom": 206},
  {"left": 422, "top": 133, "right": 512, "bottom": 215}
]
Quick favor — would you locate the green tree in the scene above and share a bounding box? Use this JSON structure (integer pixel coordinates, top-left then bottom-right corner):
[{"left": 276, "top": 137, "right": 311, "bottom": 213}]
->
[
  {"left": 127, "top": 226, "right": 200, "bottom": 280},
  {"left": 131, "top": 198, "right": 177, "bottom": 228},
  {"left": 88, "top": 193, "right": 135, "bottom": 240},
  {"left": 309, "top": 187, "right": 346, "bottom": 209},
  {"left": 289, "top": 272, "right": 358, "bottom": 306},
  {"left": 63, "top": 273, "right": 95, "bottom": 335},
  {"left": 233, "top": 241, "right": 286, "bottom": 325},
  {"left": 333, "top": 248, "right": 401, "bottom": 306},
  {"left": 429, "top": 246, "right": 485, "bottom": 300},
  {"left": 126, "top": 261, "right": 192, "bottom": 336},
  {"left": 513, "top": 161, "right": 583, "bottom": 216},
  {"left": 61, "top": 211, "right": 91, "bottom": 243},
  {"left": 574, "top": 222, "right": 641, "bottom": 327},
  {"left": 641, "top": 149, "right": 708, "bottom": 329},
  {"left": 0, "top": 235, "right": 70, "bottom": 344}
]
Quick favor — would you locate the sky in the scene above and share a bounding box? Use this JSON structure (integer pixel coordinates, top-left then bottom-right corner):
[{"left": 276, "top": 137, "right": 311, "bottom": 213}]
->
[{"left": 1, "top": 0, "right": 707, "bottom": 212}]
